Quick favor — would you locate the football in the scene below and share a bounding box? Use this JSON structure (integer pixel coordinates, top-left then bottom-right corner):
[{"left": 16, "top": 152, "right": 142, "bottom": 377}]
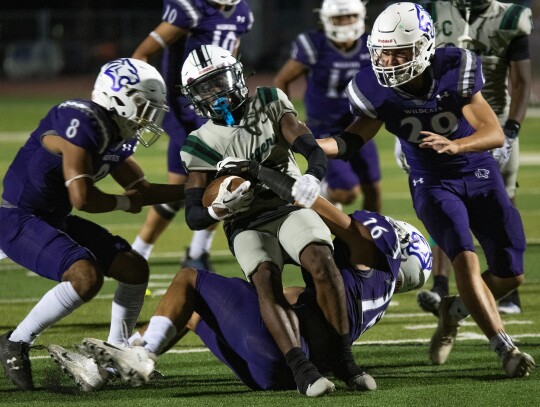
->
[{"left": 202, "top": 175, "right": 247, "bottom": 208}]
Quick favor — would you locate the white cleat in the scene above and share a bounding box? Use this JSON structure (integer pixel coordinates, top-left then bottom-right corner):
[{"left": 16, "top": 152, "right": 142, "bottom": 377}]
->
[
  {"left": 82, "top": 338, "right": 155, "bottom": 387},
  {"left": 48, "top": 344, "right": 109, "bottom": 392},
  {"left": 347, "top": 372, "right": 377, "bottom": 391},
  {"left": 304, "top": 377, "right": 335, "bottom": 397},
  {"left": 429, "top": 295, "right": 460, "bottom": 365},
  {"left": 417, "top": 290, "right": 441, "bottom": 317},
  {"left": 502, "top": 348, "right": 536, "bottom": 378}
]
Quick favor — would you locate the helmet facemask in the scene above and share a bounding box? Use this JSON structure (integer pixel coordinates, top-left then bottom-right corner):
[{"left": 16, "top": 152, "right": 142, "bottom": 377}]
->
[
  {"left": 182, "top": 62, "right": 248, "bottom": 126},
  {"left": 367, "top": 2, "right": 435, "bottom": 88},
  {"left": 319, "top": 0, "right": 366, "bottom": 43},
  {"left": 451, "top": 0, "right": 493, "bottom": 10},
  {"left": 112, "top": 90, "right": 169, "bottom": 147}
]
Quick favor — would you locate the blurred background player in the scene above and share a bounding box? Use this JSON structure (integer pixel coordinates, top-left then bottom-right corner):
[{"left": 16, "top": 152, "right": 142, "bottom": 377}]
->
[
  {"left": 0, "top": 58, "right": 183, "bottom": 391},
  {"left": 317, "top": 2, "right": 534, "bottom": 377},
  {"left": 274, "top": 0, "right": 382, "bottom": 212},
  {"left": 130, "top": 0, "right": 254, "bottom": 270},
  {"left": 412, "top": 0, "right": 533, "bottom": 316}
]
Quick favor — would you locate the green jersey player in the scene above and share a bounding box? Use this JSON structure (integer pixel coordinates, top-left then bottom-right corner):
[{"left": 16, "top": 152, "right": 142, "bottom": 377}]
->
[{"left": 178, "top": 45, "right": 371, "bottom": 396}]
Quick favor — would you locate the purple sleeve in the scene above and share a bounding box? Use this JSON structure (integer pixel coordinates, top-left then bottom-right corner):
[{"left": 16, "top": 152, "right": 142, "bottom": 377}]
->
[
  {"left": 162, "top": 0, "right": 198, "bottom": 29},
  {"left": 52, "top": 106, "right": 101, "bottom": 152},
  {"left": 290, "top": 33, "right": 316, "bottom": 67}
]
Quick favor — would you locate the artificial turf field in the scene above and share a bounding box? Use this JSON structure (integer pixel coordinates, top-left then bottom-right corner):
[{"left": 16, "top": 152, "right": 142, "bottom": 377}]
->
[{"left": 0, "top": 95, "right": 539, "bottom": 406}]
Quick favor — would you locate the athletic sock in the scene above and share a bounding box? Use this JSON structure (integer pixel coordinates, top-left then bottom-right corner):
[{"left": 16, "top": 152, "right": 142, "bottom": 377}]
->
[
  {"left": 131, "top": 236, "right": 154, "bottom": 261},
  {"left": 142, "top": 316, "right": 178, "bottom": 355},
  {"left": 330, "top": 334, "right": 363, "bottom": 382},
  {"left": 108, "top": 282, "right": 147, "bottom": 344},
  {"left": 432, "top": 275, "right": 449, "bottom": 297},
  {"left": 285, "top": 347, "right": 322, "bottom": 394},
  {"left": 189, "top": 229, "right": 215, "bottom": 259},
  {"left": 490, "top": 330, "right": 516, "bottom": 358},
  {"left": 10, "top": 282, "right": 84, "bottom": 344}
]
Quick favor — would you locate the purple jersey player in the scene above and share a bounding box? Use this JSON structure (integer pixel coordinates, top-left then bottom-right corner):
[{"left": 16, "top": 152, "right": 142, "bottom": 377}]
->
[
  {"left": 130, "top": 0, "right": 253, "bottom": 269},
  {"left": 274, "top": 0, "right": 382, "bottom": 212},
  {"left": 0, "top": 58, "right": 184, "bottom": 391},
  {"left": 317, "top": 2, "right": 534, "bottom": 378},
  {"left": 73, "top": 200, "right": 431, "bottom": 394}
]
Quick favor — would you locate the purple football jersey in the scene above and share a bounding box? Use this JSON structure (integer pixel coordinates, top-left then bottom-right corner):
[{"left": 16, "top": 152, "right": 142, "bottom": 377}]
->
[
  {"left": 158, "top": 0, "right": 253, "bottom": 174},
  {"left": 347, "top": 47, "right": 496, "bottom": 174},
  {"left": 192, "top": 210, "right": 400, "bottom": 390},
  {"left": 1, "top": 100, "right": 137, "bottom": 219},
  {"left": 291, "top": 30, "right": 371, "bottom": 135},
  {"left": 160, "top": 0, "right": 253, "bottom": 90}
]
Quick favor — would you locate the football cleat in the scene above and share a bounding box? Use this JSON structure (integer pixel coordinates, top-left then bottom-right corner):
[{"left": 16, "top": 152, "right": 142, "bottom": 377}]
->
[
  {"left": 303, "top": 377, "right": 335, "bottom": 397},
  {"left": 48, "top": 344, "right": 111, "bottom": 392},
  {"left": 347, "top": 372, "right": 377, "bottom": 391},
  {"left": 0, "top": 330, "right": 34, "bottom": 391},
  {"left": 497, "top": 301, "right": 522, "bottom": 315},
  {"left": 502, "top": 348, "right": 536, "bottom": 378},
  {"left": 417, "top": 290, "right": 441, "bottom": 317},
  {"left": 429, "top": 296, "right": 461, "bottom": 365},
  {"left": 82, "top": 338, "right": 155, "bottom": 387},
  {"left": 182, "top": 247, "right": 215, "bottom": 272}
]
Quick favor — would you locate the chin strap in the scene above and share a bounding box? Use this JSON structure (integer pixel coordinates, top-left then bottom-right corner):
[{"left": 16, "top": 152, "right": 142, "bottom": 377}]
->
[{"left": 212, "top": 97, "right": 235, "bottom": 126}]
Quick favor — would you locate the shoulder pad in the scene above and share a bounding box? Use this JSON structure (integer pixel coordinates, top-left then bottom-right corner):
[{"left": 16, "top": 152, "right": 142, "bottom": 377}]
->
[{"left": 256, "top": 87, "right": 280, "bottom": 107}]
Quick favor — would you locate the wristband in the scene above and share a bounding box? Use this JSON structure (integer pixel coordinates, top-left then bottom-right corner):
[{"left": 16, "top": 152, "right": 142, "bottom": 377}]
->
[
  {"left": 114, "top": 195, "right": 131, "bottom": 211},
  {"left": 503, "top": 119, "right": 520, "bottom": 139},
  {"left": 149, "top": 31, "right": 166, "bottom": 48}
]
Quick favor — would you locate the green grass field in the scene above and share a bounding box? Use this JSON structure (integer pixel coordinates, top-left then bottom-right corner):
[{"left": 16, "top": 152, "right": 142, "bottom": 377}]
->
[{"left": 0, "top": 96, "right": 539, "bottom": 406}]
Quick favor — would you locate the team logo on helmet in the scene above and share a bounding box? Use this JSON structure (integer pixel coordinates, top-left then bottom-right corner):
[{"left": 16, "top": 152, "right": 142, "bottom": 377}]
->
[{"left": 103, "top": 59, "right": 140, "bottom": 92}]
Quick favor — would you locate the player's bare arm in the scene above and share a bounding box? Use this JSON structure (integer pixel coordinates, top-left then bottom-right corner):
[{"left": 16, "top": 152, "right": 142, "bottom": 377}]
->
[
  {"left": 508, "top": 58, "right": 531, "bottom": 123},
  {"left": 42, "top": 134, "right": 141, "bottom": 213},
  {"left": 132, "top": 22, "right": 188, "bottom": 61},
  {"left": 112, "top": 157, "right": 185, "bottom": 206},
  {"left": 273, "top": 60, "right": 309, "bottom": 97},
  {"left": 316, "top": 116, "right": 382, "bottom": 159}
]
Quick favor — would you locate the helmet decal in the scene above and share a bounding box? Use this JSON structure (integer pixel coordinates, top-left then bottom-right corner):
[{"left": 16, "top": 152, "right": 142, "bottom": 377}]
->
[{"left": 103, "top": 59, "right": 140, "bottom": 92}]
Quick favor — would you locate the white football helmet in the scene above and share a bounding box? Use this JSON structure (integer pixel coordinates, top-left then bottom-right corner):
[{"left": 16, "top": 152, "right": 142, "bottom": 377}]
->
[
  {"left": 180, "top": 45, "right": 248, "bottom": 125},
  {"left": 388, "top": 218, "right": 433, "bottom": 294},
  {"left": 367, "top": 2, "right": 435, "bottom": 87},
  {"left": 319, "top": 0, "right": 366, "bottom": 43},
  {"left": 92, "top": 58, "right": 168, "bottom": 147},
  {"left": 451, "top": 0, "right": 493, "bottom": 10},
  {"left": 209, "top": 0, "right": 241, "bottom": 6}
]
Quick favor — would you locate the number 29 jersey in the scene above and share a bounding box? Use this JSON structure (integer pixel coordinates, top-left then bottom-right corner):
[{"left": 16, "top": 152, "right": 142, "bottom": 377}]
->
[{"left": 346, "top": 47, "right": 494, "bottom": 175}]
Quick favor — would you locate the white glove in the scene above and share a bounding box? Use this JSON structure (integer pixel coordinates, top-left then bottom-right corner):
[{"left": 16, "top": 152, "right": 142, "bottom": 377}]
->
[
  {"left": 394, "top": 138, "right": 410, "bottom": 174},
  {"left": 210, "top": 176, "right": 254, "bottom": 220},
  {"left": 216, "top": 157, "right": 251, "bottom": 176},
  {"left": 490, "top": 136, "right": 516, "bottom": 169},
  {"left": 291, "top": 174, "right": 320, "bottom": 208}
]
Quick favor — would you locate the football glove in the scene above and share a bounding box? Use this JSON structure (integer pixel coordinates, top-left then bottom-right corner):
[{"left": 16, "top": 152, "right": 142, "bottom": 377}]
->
[
  {"left": 211, "top": 176, "right": 254, "bottom": 220},
  {"left": 216, "top": 157, "right": 251, "bottom": 177},
  {"left": 394, "top": 138, "right": 410, "bottom": 174},
  {"left": 291, "top": 174, "right": 320, "bottom": 208},
  {"left": 490, "top": 136, "right": 516, "bottom": 169}
]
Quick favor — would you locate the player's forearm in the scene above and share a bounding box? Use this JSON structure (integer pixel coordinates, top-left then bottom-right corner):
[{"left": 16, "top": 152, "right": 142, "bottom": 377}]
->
[
  {"left": 184, "top": 187, "right": 218, "bottom": 230},
  {"left": 137, "top": 183, "right": 184, "bottom": 206}
]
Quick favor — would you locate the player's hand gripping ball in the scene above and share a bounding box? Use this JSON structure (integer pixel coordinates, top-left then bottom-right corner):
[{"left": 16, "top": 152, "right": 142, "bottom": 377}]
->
[{"left": 202, "top": 175, "right": 254, "bottom": 219}]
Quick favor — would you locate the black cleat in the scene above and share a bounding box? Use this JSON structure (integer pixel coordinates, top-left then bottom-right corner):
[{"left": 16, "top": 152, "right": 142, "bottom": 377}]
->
[{"left": 0, "top": 330, "right": 34, "bottom": 391}]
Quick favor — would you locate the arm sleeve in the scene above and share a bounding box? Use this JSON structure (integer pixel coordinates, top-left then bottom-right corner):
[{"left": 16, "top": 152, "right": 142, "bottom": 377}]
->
[
  {"left": 184, "top": 187, "right": 218, "bottom": 230},
  {"left": 507, "top": 35, "right": 530, "bottom": 62},
  {"left": 291, "top": 134, "right": 328, "bottom": 180}
]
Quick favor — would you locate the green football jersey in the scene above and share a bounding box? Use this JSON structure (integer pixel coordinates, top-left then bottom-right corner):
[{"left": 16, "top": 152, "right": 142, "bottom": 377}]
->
[
  {"left": 427, "top": 1, "right": 532, "bottom": 120},
  {"left": 181, "top": 86, "right": 303, "bottom": 230}
]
